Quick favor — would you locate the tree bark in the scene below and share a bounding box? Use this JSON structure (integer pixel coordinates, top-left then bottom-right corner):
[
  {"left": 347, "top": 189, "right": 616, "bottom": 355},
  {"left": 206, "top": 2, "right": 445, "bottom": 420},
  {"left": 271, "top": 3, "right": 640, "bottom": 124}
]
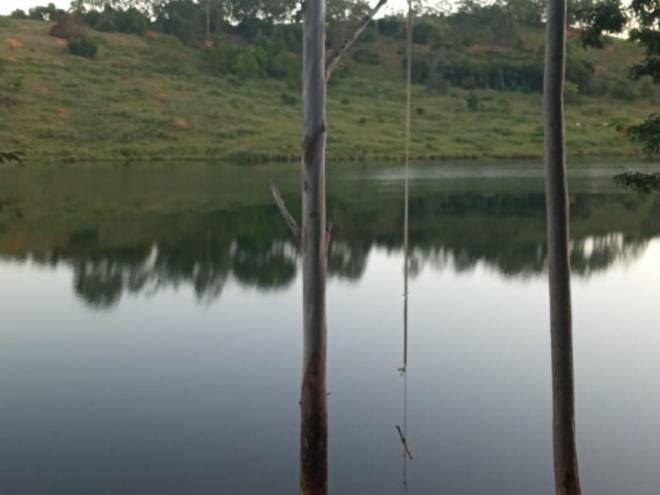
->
[
  {"left": 300, "top": 0, "right": 328, "bottom": 492},
  {"left": 543, "top": 0, "right": 581, "bottom": 493}
]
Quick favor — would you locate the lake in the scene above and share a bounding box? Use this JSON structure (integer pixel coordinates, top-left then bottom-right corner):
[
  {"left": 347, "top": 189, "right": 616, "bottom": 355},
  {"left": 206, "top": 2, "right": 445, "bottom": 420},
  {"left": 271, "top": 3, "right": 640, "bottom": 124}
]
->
[{"left": 1, "top": 160, "right": 659, "bottom": 495}]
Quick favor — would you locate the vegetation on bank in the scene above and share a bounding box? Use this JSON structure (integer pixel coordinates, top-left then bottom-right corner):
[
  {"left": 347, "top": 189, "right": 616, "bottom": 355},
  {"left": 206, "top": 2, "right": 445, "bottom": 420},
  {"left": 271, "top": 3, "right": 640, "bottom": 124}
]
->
[{"left": 0, "top": 11, "right": 657, "bottom": 163}]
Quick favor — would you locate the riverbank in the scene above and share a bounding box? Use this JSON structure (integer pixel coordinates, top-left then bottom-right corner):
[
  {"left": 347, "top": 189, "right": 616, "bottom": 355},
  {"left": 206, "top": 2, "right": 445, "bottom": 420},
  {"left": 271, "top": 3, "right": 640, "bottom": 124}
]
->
[{"left": 0, "top": 19, "right": 654, "bottom": 164}]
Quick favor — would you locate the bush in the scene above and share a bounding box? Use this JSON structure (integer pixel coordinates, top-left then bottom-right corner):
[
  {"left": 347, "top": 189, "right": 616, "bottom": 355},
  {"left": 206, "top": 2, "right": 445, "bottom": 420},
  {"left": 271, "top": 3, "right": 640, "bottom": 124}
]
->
[
  {"left": 234, "top": 52, "right": 260, "bottom": 79},
  {"left": 352, "top": 48, "right": 380, "bottom": 65},
  {"left": 9, "top": 9, "right": 28, "bottom": 19},
  {"left": 377, "top": 16, "right": 404, "bottom": 38},
  {"left": 205, "top": 43, "right": 267, "bottom": 79},
  {"left": 28, "top": 3, "right": 64, "bottom": 21},
  {"left": 566, "top": 58, "right": 596, "bottom": 94},
  {"left": 237, "top": 18, "right": 274, "bottom": 41},
  {"left": 564, "top": 81, "right": 580, "bottom": 103},
  {"left": 466, "top": 92, "right": 480, "bottom": 111},
  {"left": 627, "top": 114, "right": 660, "bottom": 156},
  {"left": 412, "top": 22, "right": 436, "bottom": 44},
  {"left": 87, "top": 6, "right": 148, "bottom": 35},
  {"left": 153, "top": 1, "right": 202, "bottom": 42},
  {"left": 266, "top": 51, "right": 299, "bottom": 79},
  {"left": 610, "top": 80, "right": 636, "bottom": 99},
  {"left": 68, "top": 37, "right": 98, "bottom": 58},
  {"left": 280, "top": 93, "right": 297, "bottom": 105},
  {"left": 49, "top": 14, "right": 85, "bottom": 39}
]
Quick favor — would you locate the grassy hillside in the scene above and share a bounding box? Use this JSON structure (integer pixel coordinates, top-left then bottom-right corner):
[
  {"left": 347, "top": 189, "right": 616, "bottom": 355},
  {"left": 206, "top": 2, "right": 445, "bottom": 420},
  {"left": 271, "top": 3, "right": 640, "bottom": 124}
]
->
[{"left": 0, "top": 17, "right": 657, "bottom": 163}]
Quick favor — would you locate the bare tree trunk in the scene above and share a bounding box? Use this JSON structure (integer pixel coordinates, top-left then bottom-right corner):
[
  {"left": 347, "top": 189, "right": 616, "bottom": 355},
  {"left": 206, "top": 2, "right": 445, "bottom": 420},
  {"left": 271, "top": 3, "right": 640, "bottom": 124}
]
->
[
  {"left": 543, "top": 0, "right": 581, "bottom": 492},
  {"left": 300, "top": 0, "right": 328, "bottom": 491}
]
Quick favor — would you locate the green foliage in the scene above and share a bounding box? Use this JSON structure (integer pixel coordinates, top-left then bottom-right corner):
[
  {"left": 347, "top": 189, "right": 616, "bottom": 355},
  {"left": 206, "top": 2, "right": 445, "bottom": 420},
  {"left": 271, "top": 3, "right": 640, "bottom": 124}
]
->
[
  {"left": 204, "top": 42, "right": 292, "bottom": 79},
  {"left": 153, "top": 0, "right": 204, "bottom": 42},
  {"left": 449, "top": 3, "right": 518, "bottom": 46},
  {"left": 577, "top": 0, "right": 658, "bottom": 155},
  {"left": 503, "top": 0, "right": 545, "bottom": 25},
  {"left": 68, "top": 37, "right": 98, "bottom": 58},
  {"left": 609, "top": 80, "right": 636, "bottom": 99},
  {"left": 627, "top": 114, "right": 660, "bottom": 156},
  {"left": 410, "top": 58, "right": 431, "bottom": 83},
  {"left": 87, "top": 6, "right": 149, "bottom": 36},
  {"left": 351, "top": 48, "right": 380, "bottom": 65},
  {"left": 0, "top": 11, "right": 653, "bottom": 162},
  {"left": 614, "top": 171, "right": 660, "bottom": 192},
  {"left": 466, "top": 92, "right": 480, "bottom": 111},
  {"left": 28, "top": 3, "right": 64, "bottom": 21},
  {"left": 280, "top": 92, "right": 297, "bottom": 105},
  {"left": 234, "top": 51, "right": 260, "bottom": 78},
  {"left": 9, "top": 9, "right": 29, "bottom": 19},
  {"left": 237, "top": 17, "right": 274, "bottom": 41},
  {"left": 437, "top": 52, "right": 543, "bottom": 91},
  {"left": 564, "top": 81, "right": 581, "bottom": 103},
  {"left": 377, "top": 16, "right": 405, "bottom": 38},
  {"left": 412, "top": 22, "right": 436, "bottom": 45},
  {"left": 579, "top": 0, "right": 627, "bottom": 48}
]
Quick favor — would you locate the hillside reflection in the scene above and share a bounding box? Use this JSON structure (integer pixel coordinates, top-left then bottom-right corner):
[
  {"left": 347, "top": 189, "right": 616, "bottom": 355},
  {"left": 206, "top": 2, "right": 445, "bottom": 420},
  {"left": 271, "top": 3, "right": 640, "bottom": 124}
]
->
[{"left": 1, "top": 166, "right": 659, "bottom": 310}]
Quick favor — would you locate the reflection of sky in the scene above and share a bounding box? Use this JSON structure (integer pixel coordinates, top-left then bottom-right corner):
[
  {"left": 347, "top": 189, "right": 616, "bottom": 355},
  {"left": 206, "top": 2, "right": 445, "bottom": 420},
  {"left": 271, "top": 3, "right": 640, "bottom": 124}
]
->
[{"left": 1, "top": 239, "right": 660, "bottom": 494}]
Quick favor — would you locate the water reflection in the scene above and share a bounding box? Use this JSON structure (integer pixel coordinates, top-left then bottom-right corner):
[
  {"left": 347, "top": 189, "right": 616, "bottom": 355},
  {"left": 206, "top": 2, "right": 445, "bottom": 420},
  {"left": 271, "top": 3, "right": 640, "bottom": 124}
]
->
[{"left": 0, "top": 164, "right": 659, "bottom": 311}]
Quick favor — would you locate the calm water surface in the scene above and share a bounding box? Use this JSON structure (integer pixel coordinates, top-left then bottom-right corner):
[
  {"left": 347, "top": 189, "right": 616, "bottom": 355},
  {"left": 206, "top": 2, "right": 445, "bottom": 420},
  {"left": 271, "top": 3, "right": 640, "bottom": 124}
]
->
[{"left": 1, "top": 160, "right": 659, "bottom": 494}]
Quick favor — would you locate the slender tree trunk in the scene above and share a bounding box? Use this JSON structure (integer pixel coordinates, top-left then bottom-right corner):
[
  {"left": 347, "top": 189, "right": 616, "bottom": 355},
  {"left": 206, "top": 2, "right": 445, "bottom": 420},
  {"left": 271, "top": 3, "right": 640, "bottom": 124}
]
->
[
  {"left": 300, "top": 0, "right": 328, "bottom": 492},
  {"left": 543, "top": 0, "right": 581, "bottom": 493}
]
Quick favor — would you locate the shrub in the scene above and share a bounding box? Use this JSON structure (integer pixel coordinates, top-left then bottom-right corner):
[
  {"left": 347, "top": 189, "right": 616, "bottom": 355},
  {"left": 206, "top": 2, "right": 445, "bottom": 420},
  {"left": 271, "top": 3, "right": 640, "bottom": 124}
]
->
[
  {"left": 610, "top": 80, "right": 636, "bottom": 99},
  {"left": 9, "top": 9, "right": 28, "bottom": 19},
  {"left": 234, "top": 52, "right": 260, "bottom": 79},
  {"left": 266, "top": 51, "right": 299, "bottom": 79},
  {"left": 49, "top": 14, "right": 85, "bottom": 39},
  {"left": 627, "top": 114, "right": 660, "bottom": 156},
  {"left": 280, "top": 93, "right": 297, "bottom": 105},
  {"left": 28, "top": 3, "right": 64, "bottom": 21},
  {"left": 153, "top": 1, "right": 202, "bottom": 42},
  {"left": 466, "top": 92, "right": 480, "bottom": 111},
  {"left": 88, "top": 6, "right": 148, "bottom": 35},
  {"left": 352, "top": 48, "right": 380, "bottom": 65},
  {"left": 205, "top": 43, "right": 267, "bottom": 79},
  {"left": 566, "top": 58, "right": 596, "bottom": 94},
  {"left": 68, "top": 37, "right": 98, "bottom": 58},
  {"left": 404, "top": 56, "right": 431, "bottom": 83},
  {"left": 360, "top": 24, "right": 377, "bottom": 42},
  {"left": 412, "top": 22, "right": 436, "bottom": 44},
  {"left": 237, "top": 18, "right": 274, "bottom": 41},
  {"left": 564, "top": 81, "right": 580, "bottom": 103},
  {"left": 377, "top": 16, "right": 404, "bottom": 38}
]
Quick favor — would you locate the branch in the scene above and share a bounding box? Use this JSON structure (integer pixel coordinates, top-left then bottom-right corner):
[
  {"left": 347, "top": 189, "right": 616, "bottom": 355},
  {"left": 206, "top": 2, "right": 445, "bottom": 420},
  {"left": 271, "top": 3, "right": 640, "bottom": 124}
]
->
[
  {"left": 396, "top": 425, "right": 414, "bottom": 460},
  {"left": 325, "top": 0, "right": 388, "bottom": 81},
  {"left": 270, "top": 182, "right": 301, "bottom": 243}
]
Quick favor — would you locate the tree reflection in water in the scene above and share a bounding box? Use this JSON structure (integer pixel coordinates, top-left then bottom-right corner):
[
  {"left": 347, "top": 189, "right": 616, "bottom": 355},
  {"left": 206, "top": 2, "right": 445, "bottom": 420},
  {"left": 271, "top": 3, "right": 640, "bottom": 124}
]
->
[{"left": 1, "top": 169, "right": 659, "bottom": 310}]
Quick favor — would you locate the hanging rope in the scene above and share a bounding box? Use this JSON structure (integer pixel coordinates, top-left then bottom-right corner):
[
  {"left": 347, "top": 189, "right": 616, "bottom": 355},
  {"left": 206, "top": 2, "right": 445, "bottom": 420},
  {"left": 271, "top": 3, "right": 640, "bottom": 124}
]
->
[
  {"left": 398, "top": 0, "right": 414, "bottom": 492},
  {"left": 402, "top": 0, "right": 412, "bottom": 374}
]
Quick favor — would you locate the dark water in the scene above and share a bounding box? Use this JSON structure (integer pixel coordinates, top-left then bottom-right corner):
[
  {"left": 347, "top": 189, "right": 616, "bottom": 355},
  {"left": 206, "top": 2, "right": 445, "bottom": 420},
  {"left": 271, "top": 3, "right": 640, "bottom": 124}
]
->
[{"left": 1, "top": 160, "right": 659, "bottom": 494}]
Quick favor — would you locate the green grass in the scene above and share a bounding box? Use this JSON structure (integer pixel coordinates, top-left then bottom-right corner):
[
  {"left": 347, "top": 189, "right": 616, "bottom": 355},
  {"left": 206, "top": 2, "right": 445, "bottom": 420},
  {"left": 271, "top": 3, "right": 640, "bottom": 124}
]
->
[{"left": 0, "top": 18, "right": 656, "bottom": 163}]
